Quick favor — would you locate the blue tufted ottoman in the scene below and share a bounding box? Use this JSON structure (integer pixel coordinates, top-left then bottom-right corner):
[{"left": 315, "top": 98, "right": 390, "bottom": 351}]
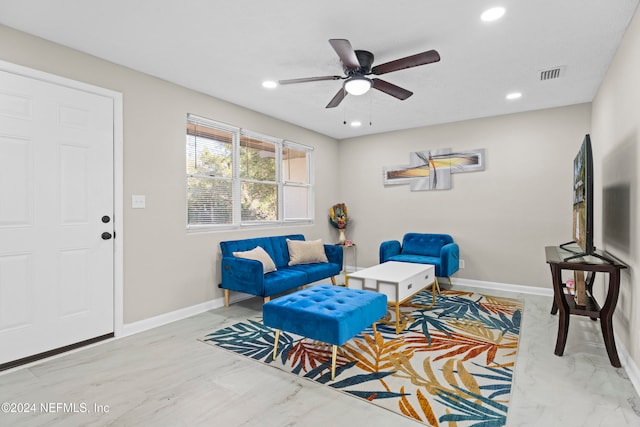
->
[{"left": 262, "top": 284, "right": 387, "bottom": 380}]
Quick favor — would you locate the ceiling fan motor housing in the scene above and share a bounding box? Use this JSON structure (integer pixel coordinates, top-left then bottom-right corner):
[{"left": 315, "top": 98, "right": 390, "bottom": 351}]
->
[{"left": 345, "top": 50, "right": 374, "bottom": 75}]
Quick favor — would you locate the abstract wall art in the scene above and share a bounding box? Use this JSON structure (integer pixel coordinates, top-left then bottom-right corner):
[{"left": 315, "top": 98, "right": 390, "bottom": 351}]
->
[{"left": 383, "top": 148, "right": 485, "bottom": 191}]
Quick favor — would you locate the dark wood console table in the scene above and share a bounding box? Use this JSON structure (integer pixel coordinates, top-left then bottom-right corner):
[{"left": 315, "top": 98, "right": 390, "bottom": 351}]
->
[{"left": 545, "top": 246, "right": 627, "bottom": 367}]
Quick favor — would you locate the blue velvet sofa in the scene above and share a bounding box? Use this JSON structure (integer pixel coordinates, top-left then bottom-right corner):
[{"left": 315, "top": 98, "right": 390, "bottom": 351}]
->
[
  {"left": 219, "top": 234, "right": 343, "bottom": 306},
  {"left": 379, "top": 233, "right": 460, "bottom": 281}
]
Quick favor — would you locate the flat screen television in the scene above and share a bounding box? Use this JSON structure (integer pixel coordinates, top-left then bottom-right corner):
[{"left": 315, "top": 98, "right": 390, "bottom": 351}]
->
[
  {"left": 560, "top": 134, "right": 612, "bottom": 263},
  {"left": 573, "top": 134, "right": 594, "bottom": 254}
]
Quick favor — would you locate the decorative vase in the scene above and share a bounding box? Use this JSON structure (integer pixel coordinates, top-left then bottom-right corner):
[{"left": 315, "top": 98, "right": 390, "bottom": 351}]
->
[{"left": 338, "top": 229, "right": 346, "bottom": 245}]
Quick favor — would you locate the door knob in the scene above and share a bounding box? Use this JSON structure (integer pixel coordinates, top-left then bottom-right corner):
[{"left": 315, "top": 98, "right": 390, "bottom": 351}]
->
[
  {"left": 102, "top": 215, "right": 111, "bottom": 223},
  {"left": 101, "top": 232, "right": 113, "bottom": 240}
]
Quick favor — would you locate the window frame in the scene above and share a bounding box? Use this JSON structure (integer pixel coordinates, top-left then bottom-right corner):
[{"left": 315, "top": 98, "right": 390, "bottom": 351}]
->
[{"left": 186, "top": 114, "right": 314, "bottom": 231}]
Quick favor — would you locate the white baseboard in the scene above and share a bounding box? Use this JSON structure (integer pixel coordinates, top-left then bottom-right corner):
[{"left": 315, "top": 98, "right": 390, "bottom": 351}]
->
[
  {"left": 448, "top": 277, "right": 554, "bottom": 297},
  {"left": 120, "top": 293, "right": 251, "bottom": 337},
  {"left": 614, "top": 336, "right": 640, "bottom": 397}
]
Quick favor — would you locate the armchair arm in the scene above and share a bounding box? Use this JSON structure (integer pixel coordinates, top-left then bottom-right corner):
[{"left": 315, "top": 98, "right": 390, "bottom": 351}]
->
[
  {"left": 439, "top": 243, "right": 460, "bottom": 277},
  {"left": 220, "top": 256, "right": 265, "bottom": 296},
  {"left": 324, "top": 244, "right": 344, "bottom": 270},
  {"left": 379, "top": 240, "right": 401, "bottom": 263}
]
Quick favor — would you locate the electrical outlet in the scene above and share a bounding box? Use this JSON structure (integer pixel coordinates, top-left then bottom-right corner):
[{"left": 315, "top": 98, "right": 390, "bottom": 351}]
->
[{"left": 460, "top": 259, "right": 466, "bottom": 269}]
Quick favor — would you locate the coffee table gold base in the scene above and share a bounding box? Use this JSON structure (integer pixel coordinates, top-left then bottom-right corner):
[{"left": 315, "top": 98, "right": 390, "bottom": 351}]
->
[{"left": 380, "top": 277, "right": 440, "bottom": 334}]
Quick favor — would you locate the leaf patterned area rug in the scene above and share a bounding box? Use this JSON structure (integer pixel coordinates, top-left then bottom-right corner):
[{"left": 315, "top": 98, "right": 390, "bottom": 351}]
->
[{"left": 201, "top": 289, "right": 524, "bottom": 426}]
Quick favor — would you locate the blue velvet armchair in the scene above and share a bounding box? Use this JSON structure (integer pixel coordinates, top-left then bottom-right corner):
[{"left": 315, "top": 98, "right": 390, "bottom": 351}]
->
[{"left": 379, "top": 233, "right": 460, "bottom": 282}]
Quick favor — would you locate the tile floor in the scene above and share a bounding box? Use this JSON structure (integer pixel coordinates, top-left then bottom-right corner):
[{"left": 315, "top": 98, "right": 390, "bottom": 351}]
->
[{"left": 0, "top": 284, "right": 639, "bottom": 426}]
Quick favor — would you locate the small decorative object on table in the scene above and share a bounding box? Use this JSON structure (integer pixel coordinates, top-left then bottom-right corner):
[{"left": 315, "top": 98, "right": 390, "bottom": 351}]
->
[{"left": 329, "top": 202, "right": 349, "bottom": 244}]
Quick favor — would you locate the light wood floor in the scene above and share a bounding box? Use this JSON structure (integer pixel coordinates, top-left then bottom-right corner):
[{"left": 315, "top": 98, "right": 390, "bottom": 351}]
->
[{"left": 1, "top": 285, "right": 639, "bottom": 426}]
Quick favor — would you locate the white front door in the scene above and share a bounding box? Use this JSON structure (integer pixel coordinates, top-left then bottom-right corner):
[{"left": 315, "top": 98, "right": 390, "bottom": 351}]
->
[{"left": 0, "top": 70, "right": 114, "bottom": 366}]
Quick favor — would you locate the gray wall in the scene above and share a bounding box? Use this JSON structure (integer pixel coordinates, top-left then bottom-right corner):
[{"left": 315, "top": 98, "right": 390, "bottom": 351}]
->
[
  {"left": 338, "top": 104, "right": 591, "bottom": 287},
  {"left": 592, "top": 5, "right": 640, "bottom": 377}
]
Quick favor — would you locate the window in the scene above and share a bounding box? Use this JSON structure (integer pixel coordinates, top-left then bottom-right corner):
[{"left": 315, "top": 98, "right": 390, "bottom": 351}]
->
[{"left": 186, "top": 114, "right": 313, "bottom": 229}]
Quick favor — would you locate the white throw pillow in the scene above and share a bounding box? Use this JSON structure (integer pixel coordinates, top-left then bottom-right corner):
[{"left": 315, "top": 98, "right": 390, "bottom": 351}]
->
[
  {"left": 233, "top": 246, "right": 277, "bottom": 274},
  {"left": 287, "top": 239, "right": 329, "bottom": 266}
]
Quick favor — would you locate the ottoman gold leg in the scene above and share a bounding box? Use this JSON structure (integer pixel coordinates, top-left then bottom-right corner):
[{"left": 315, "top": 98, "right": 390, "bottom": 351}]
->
[
  {"left": 273, "top": 329, "right": 280, "bottom": 360},
  {"left": 331, "top": 345, "right": 338, "bottom": 380}
]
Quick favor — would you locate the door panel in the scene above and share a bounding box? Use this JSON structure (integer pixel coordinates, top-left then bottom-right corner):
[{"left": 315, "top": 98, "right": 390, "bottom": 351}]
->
[
  {"left": 0, "top": 70, "right": 114, "bottom": 365},
  {"left": 0, "top": 136, "right": 32, "bottom": 226},
  {"left": 0, "top": 254, "right": 34, "bottom": 331}
]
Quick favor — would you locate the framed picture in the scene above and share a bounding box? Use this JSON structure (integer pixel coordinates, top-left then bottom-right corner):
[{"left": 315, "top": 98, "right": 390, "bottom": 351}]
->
[{"left": 383, "top": 148, "right": 485, "bottom": 191}]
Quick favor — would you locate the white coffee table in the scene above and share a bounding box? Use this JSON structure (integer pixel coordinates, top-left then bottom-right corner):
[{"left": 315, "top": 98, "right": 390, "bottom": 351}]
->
[{"left": 346, "top": 261, "right": 438, "bottom": 333}]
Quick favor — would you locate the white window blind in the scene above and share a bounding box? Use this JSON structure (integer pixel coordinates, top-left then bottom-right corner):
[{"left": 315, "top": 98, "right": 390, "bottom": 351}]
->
[
  {"left": 186, "top": 116, "right": 237, "bottom": 226},
  {"left": 186, "top": 114, "right": 313, "bottom": 229}
]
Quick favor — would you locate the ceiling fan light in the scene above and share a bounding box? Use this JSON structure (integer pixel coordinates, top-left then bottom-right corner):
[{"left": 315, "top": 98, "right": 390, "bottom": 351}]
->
[{"left": 344, "top": 77, "right": 372, "bottom": 96}]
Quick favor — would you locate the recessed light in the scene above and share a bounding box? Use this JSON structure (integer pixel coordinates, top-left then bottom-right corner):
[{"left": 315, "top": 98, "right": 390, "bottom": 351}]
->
[
  {"left": 506, "top": 92, "right": 522, "bottom": 100},
  {"left": 262, "top": 80, "right": 277, "bottom": 89},
  {"left": 350, "top": 121, "right": 362, "bottom": 127},
  {"left": 481, "top": 7, "right": 506, "bottom": 22}
]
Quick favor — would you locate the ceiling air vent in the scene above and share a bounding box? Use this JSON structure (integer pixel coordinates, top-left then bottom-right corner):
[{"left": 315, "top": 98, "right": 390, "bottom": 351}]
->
[{"left": 539, "top": 66, "right": 566, "bottom": 81}]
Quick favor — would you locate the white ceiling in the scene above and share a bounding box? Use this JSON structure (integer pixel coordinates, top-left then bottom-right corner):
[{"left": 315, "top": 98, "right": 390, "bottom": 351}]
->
[{"left": 1, "top": 1, "right": 638, "bottom": 139}]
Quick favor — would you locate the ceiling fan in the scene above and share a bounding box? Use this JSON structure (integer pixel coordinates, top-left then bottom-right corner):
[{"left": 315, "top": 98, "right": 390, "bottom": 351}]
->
[{"left": 278, "top": 39, "right": 440, "bottom": 108}]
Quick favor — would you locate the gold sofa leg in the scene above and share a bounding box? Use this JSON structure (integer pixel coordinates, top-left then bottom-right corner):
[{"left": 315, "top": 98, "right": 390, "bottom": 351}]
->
[
  {"left": 330, "top": 276, "right": 336, "bottom": 286},
  {"left": 224, "top": 289, "right": 230, "bottom": 307},
  {"left": 264, "top": 296, "right": 271, "bottom": 304},
  {"left": 447, "top": 275, "right": 454, "bottom": 288}
]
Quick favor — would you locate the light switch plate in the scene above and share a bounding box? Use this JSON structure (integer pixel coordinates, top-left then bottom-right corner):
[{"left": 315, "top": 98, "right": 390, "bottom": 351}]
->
[{"left": 132, "top": 195, "right": 146, "bottom": 209}]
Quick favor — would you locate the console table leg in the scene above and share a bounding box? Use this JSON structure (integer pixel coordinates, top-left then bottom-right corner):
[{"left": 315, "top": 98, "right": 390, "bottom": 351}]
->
[
  {"left": 600, "top": 316, "right": 621, "bottom": 367},
  {"left": 551, "top": 264, "right": 569, "bottom": 356},
  {"left": 549, "top": 264, "right": 559, "bottom": 315},
  {"left": 600, "top": 269, "right": 622, "bottom": 367},
  {"left": 555, "top": 310, "right": 570, "bottom": 356}
]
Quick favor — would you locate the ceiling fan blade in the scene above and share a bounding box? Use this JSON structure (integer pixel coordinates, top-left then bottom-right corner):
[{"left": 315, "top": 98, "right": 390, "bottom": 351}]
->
[
  {"left": 371, "top": 50, "right": 440, "bottom": 75},
  {"left": 326, "top": 88, "right": 347, "bottom": 108},
  {"left": 328, "top": 39, "right": 360, "bottom": 69},
  {"left": 372, "top": 78, "right": 413, "bottom": 100},
  {"left": 278, "top": 76, "right": 342, "bottom": 85}
]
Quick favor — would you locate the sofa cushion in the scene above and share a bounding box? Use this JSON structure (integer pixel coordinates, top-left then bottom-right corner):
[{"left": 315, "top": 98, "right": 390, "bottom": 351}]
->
[
  {"left": 263, "top": 269, "right": 309, "bottom": 295},
  {"left": 288, "top": 261, "right": 341, "bottom": 283},
  {"left": 232, "top": 246, "right": 277, "bottom": 274},
  {"left": 287, "top": 238, "right": 329, "bottom": 266}
]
